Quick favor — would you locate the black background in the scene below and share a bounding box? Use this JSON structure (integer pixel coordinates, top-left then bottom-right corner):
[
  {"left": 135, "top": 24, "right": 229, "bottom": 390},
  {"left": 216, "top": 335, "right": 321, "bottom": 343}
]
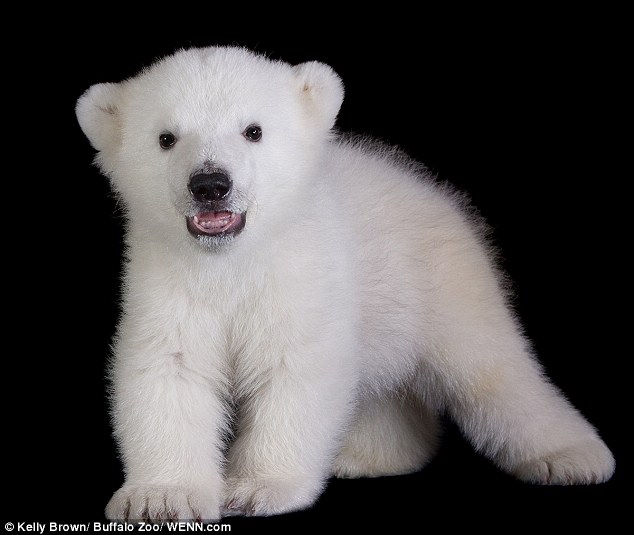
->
[{"left": 4, "top": 12, "right": 627, "bottom": 531}]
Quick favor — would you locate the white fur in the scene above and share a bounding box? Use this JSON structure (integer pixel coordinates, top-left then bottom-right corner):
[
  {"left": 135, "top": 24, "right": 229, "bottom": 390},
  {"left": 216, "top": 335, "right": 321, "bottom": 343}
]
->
[{"left": 76, "top": 47, "right": 614, "bottom": 521}]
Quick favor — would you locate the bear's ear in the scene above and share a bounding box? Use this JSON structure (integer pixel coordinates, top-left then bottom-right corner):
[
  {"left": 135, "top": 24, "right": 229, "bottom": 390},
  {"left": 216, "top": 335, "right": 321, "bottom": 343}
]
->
[
  {"left": 76, "top": 82, "right": 123, "bottom": 153},
  {"left": 292, "top": 61, "right": 344, "bottom": 132}
]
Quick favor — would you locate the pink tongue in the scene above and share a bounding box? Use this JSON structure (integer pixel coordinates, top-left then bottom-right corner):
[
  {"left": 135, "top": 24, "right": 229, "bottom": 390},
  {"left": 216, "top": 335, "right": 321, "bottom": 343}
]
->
[
  {"left": 196, "top": 211, "right": 232, "bottom": 223},
  {"left": 193, "top": 211, "right": 236, "bottom": 233}
]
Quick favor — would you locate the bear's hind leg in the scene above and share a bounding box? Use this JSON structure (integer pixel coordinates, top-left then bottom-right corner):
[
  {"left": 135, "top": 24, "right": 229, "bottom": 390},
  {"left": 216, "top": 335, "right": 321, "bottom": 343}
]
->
[{"left": 333, "top": 392, "right": 440, "bottom": 479}]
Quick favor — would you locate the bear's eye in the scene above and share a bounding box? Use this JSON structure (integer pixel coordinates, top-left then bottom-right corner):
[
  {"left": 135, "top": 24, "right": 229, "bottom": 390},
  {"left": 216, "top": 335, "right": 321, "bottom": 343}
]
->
[
  {"left": 243, "top": 124, "right": 262, "bottom": 142},
  {"left": 159, "top": 132, "right": 177, "bottom": 149}
]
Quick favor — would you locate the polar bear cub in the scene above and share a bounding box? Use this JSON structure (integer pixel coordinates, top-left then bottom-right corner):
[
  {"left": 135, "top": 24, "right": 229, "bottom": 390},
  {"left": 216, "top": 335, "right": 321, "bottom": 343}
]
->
[{"left": 76, "top": 47, "right": 614, "bottom": 520}]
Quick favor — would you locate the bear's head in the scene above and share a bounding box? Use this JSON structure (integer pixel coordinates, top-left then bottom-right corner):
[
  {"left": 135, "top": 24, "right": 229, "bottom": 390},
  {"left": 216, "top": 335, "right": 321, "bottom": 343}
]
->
[{"left": 76, "top": 47, "right": 344, "bottom": 249}]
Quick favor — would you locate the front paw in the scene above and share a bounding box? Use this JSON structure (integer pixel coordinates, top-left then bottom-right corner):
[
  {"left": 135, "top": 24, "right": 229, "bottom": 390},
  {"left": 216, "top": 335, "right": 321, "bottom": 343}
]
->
[
  {"left": 106, "top": 484, "right": 221, "bottom": 521},
  {"left": 223, "top": 475, "right": 322, "bottom": 517},
  {"left": 512, "top": 437, "right": 615, "bottom": 485}
]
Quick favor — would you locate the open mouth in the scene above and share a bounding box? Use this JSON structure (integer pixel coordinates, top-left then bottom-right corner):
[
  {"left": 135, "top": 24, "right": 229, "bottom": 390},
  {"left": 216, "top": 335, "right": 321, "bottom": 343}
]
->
[{"left": 186, "top": 210, "right": 246, "bottom": 238}]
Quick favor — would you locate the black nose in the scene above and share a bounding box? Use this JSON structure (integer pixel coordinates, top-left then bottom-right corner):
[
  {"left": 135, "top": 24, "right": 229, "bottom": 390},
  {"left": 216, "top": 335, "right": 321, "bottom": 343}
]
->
[{"left": 188, "top": 172, "right": 232, "bottom": 202}]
